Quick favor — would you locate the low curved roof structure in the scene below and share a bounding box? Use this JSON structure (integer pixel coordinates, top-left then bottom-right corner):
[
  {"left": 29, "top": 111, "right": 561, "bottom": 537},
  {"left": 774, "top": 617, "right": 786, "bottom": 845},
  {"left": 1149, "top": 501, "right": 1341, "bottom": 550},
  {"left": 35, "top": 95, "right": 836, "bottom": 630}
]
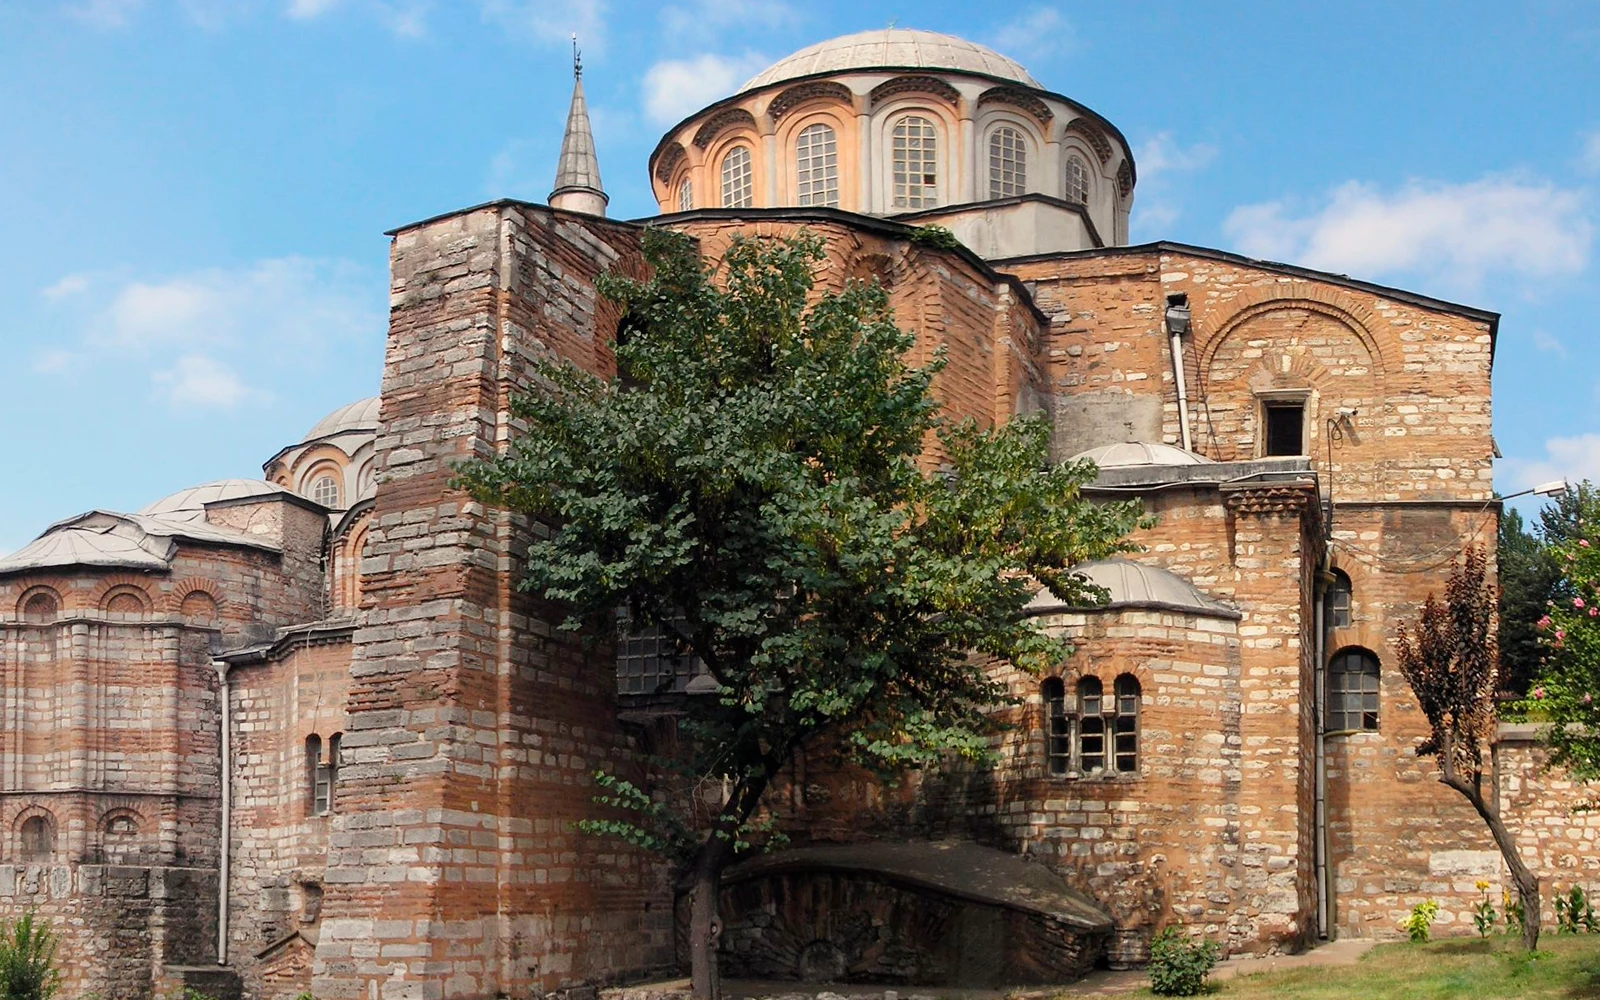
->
[
  {"left": 1071, "top": 441, "right": 1215, "bottom": 468},
  {"left": 139, "top": 479, "right": 293, "bottom": 521},
  {"left": 739, "top": 28, "right": 1040, "bottom": 92},
  {"left": 1028, "top": 558, "right": 1239, "bottom": 619},
  {"left": 0, "top": 509, "right": 279, "bottom": 576},
  {"left": 303, "top": 396, "right": 380, "bottom": 442}
]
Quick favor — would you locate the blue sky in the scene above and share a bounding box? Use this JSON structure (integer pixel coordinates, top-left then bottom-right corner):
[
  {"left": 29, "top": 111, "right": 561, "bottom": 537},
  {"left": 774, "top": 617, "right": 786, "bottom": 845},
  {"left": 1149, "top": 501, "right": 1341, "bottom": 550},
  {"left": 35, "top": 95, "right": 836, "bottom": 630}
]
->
[{"left": 2, "top": 0, "right": 1598, "bottom": 552}]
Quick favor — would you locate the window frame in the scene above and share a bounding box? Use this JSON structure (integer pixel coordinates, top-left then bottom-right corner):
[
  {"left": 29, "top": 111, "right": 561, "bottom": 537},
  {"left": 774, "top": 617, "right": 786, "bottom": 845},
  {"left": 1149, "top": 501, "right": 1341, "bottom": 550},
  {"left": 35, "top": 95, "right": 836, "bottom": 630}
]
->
[
  {"left": 676, "top": 176, "right": 693, "bottom": 212},
  {"left": 1042, "top": 677, "right": 1072, "bottom": 776},
  {"left": 1257, "top": 391, "right": 1312, "bottom": 458},
  {"left": 720, "top": 145, "right": 754, "bottom": 209},
  {"left": 987, "top": 124, "right": 1029, "bottom": 199},
  {"left": 794, "top": 121, "right": 840, "bottom": 208},
  {"left": 1326, "top": 647, "right": 1380, "bottom": 734},
  {"left": 1113, "top": 674, "right": 1140, "bottom": 773},
  {"left": 889, "top": 114, "right": 941, "bottom": 210},
  {"left": 1327, "top": 569, "right": 1353, "bottom": 629}
]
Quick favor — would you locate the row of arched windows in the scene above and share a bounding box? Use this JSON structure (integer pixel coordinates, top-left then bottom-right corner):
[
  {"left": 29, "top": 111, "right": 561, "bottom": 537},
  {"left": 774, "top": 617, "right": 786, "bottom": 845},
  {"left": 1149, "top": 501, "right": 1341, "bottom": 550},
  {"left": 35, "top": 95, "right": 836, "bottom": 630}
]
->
[
  {"left": 1042, "top": 674, "right": 1140, "bottom": 777},
  {"left": 9, "top": 809, "right": 141, "bottom": 862},
  {"left": 16, "top": 585, "right": 219, "bottom": 622},
  {"left": 688, "top": 118, "right": 1099, "bottom": 212}
]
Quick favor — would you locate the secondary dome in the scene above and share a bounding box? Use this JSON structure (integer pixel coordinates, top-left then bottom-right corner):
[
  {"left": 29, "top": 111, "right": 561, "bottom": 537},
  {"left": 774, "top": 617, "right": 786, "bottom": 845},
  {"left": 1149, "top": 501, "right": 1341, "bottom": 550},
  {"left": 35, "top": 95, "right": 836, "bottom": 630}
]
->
[
  {"left": 739, "top": 29, "right": 1039, "bottom": 93},
  {"left": 139, "top": 479, "right": 292, "bottom": 520},
  {"left": 1028, "top": 559, "right": 1238, "bottom": 618},
  {"left": 303, "top": 397, "right": 380, "bottom": 443},
  {"left": 1071, "top": 442, "right": 1215, "bottom": 468}
]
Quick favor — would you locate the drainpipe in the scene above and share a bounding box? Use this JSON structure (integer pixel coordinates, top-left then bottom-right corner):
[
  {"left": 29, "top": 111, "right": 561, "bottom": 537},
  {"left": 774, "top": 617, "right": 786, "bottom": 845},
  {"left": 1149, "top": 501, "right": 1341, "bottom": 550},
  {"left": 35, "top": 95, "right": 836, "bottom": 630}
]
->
[
  {"left": 1313, "top": 569, "right": 1330, "bottom": 939},
  {"left": 213, "top": 658, "right": 232, "bottom": 965},
  {"left": 1164, "top": 296, "right": 1193, "bottom": 452}
]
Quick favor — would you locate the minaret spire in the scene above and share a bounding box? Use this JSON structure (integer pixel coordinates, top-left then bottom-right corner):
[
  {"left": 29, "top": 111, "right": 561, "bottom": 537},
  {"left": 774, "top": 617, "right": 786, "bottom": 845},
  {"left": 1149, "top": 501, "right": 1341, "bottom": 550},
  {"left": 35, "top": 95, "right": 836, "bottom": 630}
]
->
[{"left": 549, "top": 34, "right": 608, "bottom": 217}]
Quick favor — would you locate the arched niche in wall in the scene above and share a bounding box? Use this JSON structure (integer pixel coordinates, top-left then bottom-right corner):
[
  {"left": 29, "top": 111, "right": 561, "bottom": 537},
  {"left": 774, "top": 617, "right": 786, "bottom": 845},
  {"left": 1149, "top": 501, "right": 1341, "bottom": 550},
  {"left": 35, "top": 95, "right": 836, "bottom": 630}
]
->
[{"left": 17, "top": 586, "right": 61, "bottom": 622}]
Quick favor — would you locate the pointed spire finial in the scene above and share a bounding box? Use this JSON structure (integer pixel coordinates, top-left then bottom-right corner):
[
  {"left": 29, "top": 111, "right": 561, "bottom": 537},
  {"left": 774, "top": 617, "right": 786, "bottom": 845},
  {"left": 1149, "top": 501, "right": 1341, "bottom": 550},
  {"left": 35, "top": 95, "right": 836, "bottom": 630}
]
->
[
  {"left": 572, "top": 33, "right": 582, "bottom": 79},
  {"left": 549, "top": 38, "right": 607, "bottom": 217}
]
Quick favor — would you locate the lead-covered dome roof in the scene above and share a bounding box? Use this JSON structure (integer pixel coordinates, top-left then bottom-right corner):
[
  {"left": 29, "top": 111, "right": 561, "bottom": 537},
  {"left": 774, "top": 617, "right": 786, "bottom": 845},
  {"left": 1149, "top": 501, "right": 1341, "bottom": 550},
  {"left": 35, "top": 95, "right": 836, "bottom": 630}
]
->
[
  {"left": 139, "top": 479, "right": 293, "bottom": 520},
  {"left": 303, "top": 396, "right": 380, "bottom": 443},
  {"left": 739, "top": 29, "right": 1040, "bottom": 93},
  {"left": 1070, "top": 442, "right": 1215, "bottom": 468},
  {"left": 1028, "top": 559, "right": 1238, "bottom": 618}
]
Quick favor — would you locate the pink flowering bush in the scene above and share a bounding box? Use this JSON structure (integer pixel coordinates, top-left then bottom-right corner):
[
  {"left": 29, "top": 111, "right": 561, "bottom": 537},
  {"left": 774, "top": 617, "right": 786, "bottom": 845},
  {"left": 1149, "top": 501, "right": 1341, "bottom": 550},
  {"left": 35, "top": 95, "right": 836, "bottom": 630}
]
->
[{"left": 1528, "top": 512, "right": 1600, "bottom": 791}]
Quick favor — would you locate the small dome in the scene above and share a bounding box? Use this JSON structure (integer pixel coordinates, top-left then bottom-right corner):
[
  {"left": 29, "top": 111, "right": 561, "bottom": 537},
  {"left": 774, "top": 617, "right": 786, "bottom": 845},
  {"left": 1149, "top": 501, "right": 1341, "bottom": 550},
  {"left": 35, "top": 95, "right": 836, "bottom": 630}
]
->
[
  {"left": 1070, "top": 442, "right": 1215, "bottom": 468},
  {"left": 303, "top": 397, "right": 380, "bottom": 443},
  {"left": 1028, "top": 559, "right": 1237, "bottom": 618},
  {"left": 740, "top": 29, "right": 1039, "bottom": 93},
  {"left": 139, "top": 479, "right": 292, "bottom": 520}
]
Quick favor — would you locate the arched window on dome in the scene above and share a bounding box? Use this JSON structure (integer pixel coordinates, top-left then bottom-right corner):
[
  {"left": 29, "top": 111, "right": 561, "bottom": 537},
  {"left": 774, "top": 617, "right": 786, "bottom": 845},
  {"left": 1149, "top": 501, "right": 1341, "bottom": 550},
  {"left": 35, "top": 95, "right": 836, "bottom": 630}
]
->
[
  {"left": 988, "top": 126, "right": 1027, "bottom": 199},
  {"left": 677, "top": 177, "right": 693, "bottom": 212},
  {"left": 311, "top": 475, "right": 341, "bottom": 508},
  {"left": 1327, "top": 647, "right": 1380, "bottom": 733},
  {"left": 1065, "top": 153, "right": 1090, "bottom": 205},
  {"left": 1077, "top": 676, "right": 1105, "bottom": 772},
  {"left": 891, "top": 116, "right": 939, "bottom": 209},
  {"left": 720, "top": 146, "right": 753, "bottom": 208},
  {"left": 795, "top": 123, "right": 839, "bottom": 208}
]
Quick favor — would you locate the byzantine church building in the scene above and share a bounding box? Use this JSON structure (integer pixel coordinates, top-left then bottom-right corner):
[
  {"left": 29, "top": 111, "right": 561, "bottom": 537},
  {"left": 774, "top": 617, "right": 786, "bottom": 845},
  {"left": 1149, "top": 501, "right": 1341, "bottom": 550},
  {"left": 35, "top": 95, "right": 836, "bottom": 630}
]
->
[{"left": 1, "top": 26, "right": 1594, "bottom": 1000}]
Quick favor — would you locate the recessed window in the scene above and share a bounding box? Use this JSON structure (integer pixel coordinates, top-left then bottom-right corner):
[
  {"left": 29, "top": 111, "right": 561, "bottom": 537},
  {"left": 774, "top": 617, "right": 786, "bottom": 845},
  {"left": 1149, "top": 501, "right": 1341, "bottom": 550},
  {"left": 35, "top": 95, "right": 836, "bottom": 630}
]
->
[
  {"left": 1113, "top": 674, "right": 1140, "bottom": 773},
  {"left": 19, "top": 816, "right": 54, "bottom": 861},
  {"left": 1327, "top": 648, "right": 1380, "bottom": 732},
  {"left": 795, "top": 123, "right": 839, "bottom": 208},
  {"left": 311, "top": 475, "right": 341, "bottom": 508},
  {"left": 105, "top": 815, "right": 138, "bottom": 838},
  {"left": 988, "top": 126, "right": 1027, "bottom": 199},
  {"left": 891, "top": 116, "right": 939, "bottom": 209},
  {"left": 617, "top": 621, "right": 706, "bottom": 695},
  {"left": 1263, "top": 401, "right": 1306, "bottom": 456},
  {"left": 21, "top": 591, "right": 59, "bottom": 622},
  {"left": 1327, "top": 570, "right": 1353, "bottom": 629},
  {"left": 677, "top": 177, "right": 693, "bottom": 212},
  {"left": 1042, "top": 677, "right": 1071, "bottom": 776},
  {"left": 1065, "top": 153, "right": 1090, "bottom": 205},
  {"left": 307, "top": 734, "right": 339, "bottom": 816},
  {"left": 1078, "top": 677, "right": 1105, "bottom": 773},
  {"left": 720, "top": 146, "right": 753, "bottom": 208}
]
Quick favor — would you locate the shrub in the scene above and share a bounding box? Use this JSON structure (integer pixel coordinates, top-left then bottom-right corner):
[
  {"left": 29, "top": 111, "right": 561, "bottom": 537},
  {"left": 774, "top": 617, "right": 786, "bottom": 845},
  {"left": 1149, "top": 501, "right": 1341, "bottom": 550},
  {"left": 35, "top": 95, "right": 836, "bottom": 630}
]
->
[
  {"left": 1148, "top": 926, "right": 1221, "bottom": 996},
  {"left": 1555, "top": 884, "right": 1597, "bottom": 934},
  {"left": 0, "top": 912, "right": 61, "bottom": 1000},
  {"left": 1403, "top": 899, "right": 1440, "bottom": 943}
]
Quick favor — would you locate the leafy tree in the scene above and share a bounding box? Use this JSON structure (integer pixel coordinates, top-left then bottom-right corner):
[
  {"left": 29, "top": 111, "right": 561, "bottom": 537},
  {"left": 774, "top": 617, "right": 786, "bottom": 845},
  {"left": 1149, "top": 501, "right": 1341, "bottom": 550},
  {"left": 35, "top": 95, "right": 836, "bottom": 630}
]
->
[
  {"left": 1527, "top": 481, "right": 1600, "bottom": 802},
  {"left": 1498, "top": 507, "right": 1561, "bottom": 697},
  {"left": 459, "top": 229, "right": 1145, "bottom": 998},
  {"left": 1394, "top": 546, "right": 1540, "bottom": 950},
  {"left": 0, "top": 911, "right": 61, "bottom": 1000}
]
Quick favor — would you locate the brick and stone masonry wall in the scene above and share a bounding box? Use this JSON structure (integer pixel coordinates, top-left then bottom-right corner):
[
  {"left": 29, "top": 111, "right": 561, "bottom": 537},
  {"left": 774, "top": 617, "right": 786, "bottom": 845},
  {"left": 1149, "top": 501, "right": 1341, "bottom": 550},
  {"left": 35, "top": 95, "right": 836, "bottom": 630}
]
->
[{"left": 312, "top": 203, "right": 677, "bottom": 1000}]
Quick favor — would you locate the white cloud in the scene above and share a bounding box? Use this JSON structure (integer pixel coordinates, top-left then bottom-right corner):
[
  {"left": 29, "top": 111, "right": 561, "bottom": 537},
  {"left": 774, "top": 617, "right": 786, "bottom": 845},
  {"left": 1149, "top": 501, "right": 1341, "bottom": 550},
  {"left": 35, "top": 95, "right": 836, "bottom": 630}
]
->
[
  {"left": 63, "top": 0, "right": 145, "bottom": 29},
  {"left": 481, "top": 0, "right": 605, "bottom": 51},
  {"left": 287, "top": 0, "right": 339, "bottom": 17},
  {"left": 643, "top": 52, "right": 768, "bottom": 126},
  {"left": 41, "top": 274, "right": 90, "bottom": 300},
  {"left": 660, "top": 0, "right": 794, "bottom": 41},
  {"left": 152, "top": 355, "right": 263, "bottom": 408},
  {"left": 1223, "top": 177, "right": 1592, "bottom": 287},
  {"left": 1581, "top": 129, "right": 1600, "bottom": 175},
  {"left": 1136, "top": 132, "right": 1217, "bottom": 180},
  {"left": 1503, "top": 434, "right": 1600, "bottom": 494},
  {"left": 1531, "top": 330, "right": 1569, "bottom": 359},
  {"left": 33, "top": 350, "right": 76, "bottom": 374},
  {"left": 990, "top": 7, "right": 1075, "bottom": 61}
]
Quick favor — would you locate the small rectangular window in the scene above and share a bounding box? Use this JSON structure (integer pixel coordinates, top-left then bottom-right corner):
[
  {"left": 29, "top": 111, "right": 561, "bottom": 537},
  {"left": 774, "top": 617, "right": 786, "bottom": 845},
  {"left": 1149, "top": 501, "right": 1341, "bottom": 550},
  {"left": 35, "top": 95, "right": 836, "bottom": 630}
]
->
[
  {"left": 1263, "top": 402, "right": 1305, "bottom": 456},
  {"left": 313, "top": 764, "right": 332, "bottom": 816}
]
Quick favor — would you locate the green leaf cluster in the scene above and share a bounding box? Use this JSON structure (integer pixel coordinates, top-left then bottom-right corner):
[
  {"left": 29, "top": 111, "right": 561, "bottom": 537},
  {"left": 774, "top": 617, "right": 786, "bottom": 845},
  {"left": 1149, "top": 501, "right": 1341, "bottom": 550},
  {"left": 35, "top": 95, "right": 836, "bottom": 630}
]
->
[
  {"left": 458, "top": 227, "right": 1145, "bottom": 850},
  {"left": 0, "top": 912, "right": 59, "bottom": 1000},
  {"left": 1147, "top": 926, "right": 1220, "bottom": 996}
]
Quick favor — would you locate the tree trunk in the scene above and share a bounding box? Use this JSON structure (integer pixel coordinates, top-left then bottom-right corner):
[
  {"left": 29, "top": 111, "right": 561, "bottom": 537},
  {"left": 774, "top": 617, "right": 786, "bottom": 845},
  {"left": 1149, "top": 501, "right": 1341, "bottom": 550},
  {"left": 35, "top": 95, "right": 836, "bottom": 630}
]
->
[
  {"left": 687, "top": 839, "right": 731, "bottom": 1000},
  {"left": 1443, "top": 771, "right": 1541, "bottom": 950}
]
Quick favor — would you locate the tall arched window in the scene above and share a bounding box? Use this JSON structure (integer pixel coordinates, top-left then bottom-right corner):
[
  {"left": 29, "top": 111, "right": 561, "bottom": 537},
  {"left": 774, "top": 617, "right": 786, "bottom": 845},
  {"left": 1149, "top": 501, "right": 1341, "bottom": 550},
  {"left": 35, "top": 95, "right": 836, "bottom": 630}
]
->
[
  {"left": 1077, "top": 676, "right": 1105, "bottom": 772},
  {"left": 1113, "top": 674, "right": 1140, "bottom": 772},
  {"left": 795, "top": 123, "right": 839, "bottom": 207},
  {"left": 312, "top": 475, "right": 341, "bottom": 508},
  {"left": 1065, "top": 153, "right": 1090, "bottom": 205},
  {"left": 1327, "top": 570, "right": 1353, "bottom": 629},
  {"left": 19, "top": 816, "right": 54, "bottom": 861},
  {"left": 677, "top": 177, "right": 693, "bottom": 212},
  {"left": 720, "top": 146, "right": 753, "bottom": 208},
  {"left": 1042, "top": 677, "right": 1070, "bottom": 776},
  {"left": 891, "top": 116, "right": 938, "bottom": 209},
  {"left": 988, "top": 126, "right": 1027, "bottom": 198},
  {"left": 1327, "top": 647, "right": 1380, "bottom": 732}
]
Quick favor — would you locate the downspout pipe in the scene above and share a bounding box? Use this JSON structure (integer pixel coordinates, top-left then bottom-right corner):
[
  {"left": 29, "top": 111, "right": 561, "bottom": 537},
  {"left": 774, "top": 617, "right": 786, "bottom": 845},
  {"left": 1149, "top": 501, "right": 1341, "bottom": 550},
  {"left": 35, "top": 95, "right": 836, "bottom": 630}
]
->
[
  {"left": 1313, "top": 566, "right": 1331, "bottom": 939},
  {"left": 1165, "top": 296, "right": 1194, "bottom": 452},
  {"left": 213, "top": 659, "right": 232, "bottom": 966}
]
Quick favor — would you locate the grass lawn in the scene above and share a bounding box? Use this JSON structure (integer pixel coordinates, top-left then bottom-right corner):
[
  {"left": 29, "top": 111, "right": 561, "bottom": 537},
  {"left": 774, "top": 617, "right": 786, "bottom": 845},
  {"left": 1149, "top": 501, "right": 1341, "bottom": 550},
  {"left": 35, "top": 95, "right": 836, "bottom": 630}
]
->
[{"left": 1131, "top": 935, "right": 1600, "bottom": 999}]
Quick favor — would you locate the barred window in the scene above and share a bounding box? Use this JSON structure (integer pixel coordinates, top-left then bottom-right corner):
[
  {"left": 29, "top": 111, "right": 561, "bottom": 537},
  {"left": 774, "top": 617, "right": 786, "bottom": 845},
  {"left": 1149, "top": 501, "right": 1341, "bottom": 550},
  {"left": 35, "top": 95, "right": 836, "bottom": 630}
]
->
[
  {"left": 1113, "top": 674, "right": 1140, "bottom": 773},
  {"left": 720, "top": 146, "right": 753, "bottom": 208},
  {"left": 1065, "top": 153, "right": 1090, "bottom": 205},
  {"left": 1327, "top": 570, "right": 1353, "bottom": 629},
  {"left": 891, "top": 116, "right": 938, "bottom": 209},
  {"left": 617, "top": 623, "right": 706, "bottom": 694},
  {"left": 795, "top": 123, "right": 839, "bottom": 207},
  {"left": 677, "top": 177, "right": 693, "bottom": 212},
  {"left": 1042, "top": 677, "right": 1071, "bottom": 776},
  {"left": 988, "top": 126, "right": 1027, "bottom": 198},
  {"left": 1077, "top": 677, "right": 1105, "bottom": 772},
  {"left": 1327, "top": 648, "right": 1380, "bottom": 733}
]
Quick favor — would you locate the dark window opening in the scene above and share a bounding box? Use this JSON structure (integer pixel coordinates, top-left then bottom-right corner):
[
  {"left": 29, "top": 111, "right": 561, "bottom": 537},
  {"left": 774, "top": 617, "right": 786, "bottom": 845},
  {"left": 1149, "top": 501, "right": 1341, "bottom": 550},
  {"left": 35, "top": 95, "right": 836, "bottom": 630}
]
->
[
  {"left": 1043, "top": 677, "right": 1071, "bottom": 776},
  {"left": 1327, "top": 570, "right": 1353, "bottom": 629},
  {"left": 1264, "top": 402, "right": 1305, "bottom": 456},
  {"left": 20, "top": 816, "right": 54, "bottom": 860},
  {"left": 1327, "top": 648, "right": 1380, "bottom": 732},
  {"left": 1113, "top": 674, "right": 1140, "bottom": 773},
  {"left": 1077, "top": 677, "right": 1105, "bottom": 772}
]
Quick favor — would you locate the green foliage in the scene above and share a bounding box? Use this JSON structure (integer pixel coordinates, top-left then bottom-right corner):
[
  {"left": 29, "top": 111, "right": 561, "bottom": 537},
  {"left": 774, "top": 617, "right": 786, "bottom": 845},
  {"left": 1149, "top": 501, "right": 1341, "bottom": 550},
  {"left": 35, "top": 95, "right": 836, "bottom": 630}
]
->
[
  {"left": 458, "top": 228, "right": 1145, "bottom": 873},
  {"left": 293, "top": 993, "right": 318, "bottom": 1000},
  {"left": 1522, "top": 481, "right": 1600, "bottom": 798},
  {"left": 1147, "top": 926, "right": 1220, "bottom": 996},
  {"left": 1473, "top": 881, "right": 1498, "bottom": 938},
  {"left": 1503, "top": 891, "right": 1525, "bottom": 938},
  {"left": 0, "top": 912, "right": 60, "bottom": 1000},
  {"left": 1498, "top": 507, "right": 1564, "bottom": 698},
  {"left": 904, "top": 224, "right": 963, "bottom": 250},
  {"left": 1403, "top": 899, "right": 1440, "bottom": 943},
  {"left": 1554, "top": 884, "right": 1597, "bottom": 934}
]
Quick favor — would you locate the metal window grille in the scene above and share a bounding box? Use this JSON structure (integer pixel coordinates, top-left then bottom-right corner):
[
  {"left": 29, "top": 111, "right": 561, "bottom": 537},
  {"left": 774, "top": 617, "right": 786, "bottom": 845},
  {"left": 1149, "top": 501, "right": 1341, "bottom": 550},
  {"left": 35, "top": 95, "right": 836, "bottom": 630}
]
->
[
  {"left": 616, "top": 624, "right": 706, "bottom": 694},
  {"left": 1077, "top": 677, "right": 1105, "bottom": 772},
  {"left": 1065, "top": 154, "right": 1090, "bottom": 205},
  {"left": 796, "top": 123, "right": 839, "bottom": 207},
  {"left": 1327, "top": 649, "right": 1380, "bottom": 732},
  {"left": 678, "top": 178, "right": 693, "bottom": 212},
  {"left": 892, "top": 117, "right": 938, "bottom": 209},
  {"left": 720, "top": 146, "right": 753, "bottom": 208},
  {"left": 312, "top": 475, "right": 340, "bottom": 507},
  {"left": 988, "top": 127, "right": 1027, "bottom": 198}
]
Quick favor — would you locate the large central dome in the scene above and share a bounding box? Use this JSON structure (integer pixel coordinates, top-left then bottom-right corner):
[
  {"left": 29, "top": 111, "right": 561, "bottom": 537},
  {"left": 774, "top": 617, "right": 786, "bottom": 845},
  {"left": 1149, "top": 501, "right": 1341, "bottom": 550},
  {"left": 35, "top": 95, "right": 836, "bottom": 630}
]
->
[{"left": 739, "top": 28, "right": 1039, "bottom": 93}]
